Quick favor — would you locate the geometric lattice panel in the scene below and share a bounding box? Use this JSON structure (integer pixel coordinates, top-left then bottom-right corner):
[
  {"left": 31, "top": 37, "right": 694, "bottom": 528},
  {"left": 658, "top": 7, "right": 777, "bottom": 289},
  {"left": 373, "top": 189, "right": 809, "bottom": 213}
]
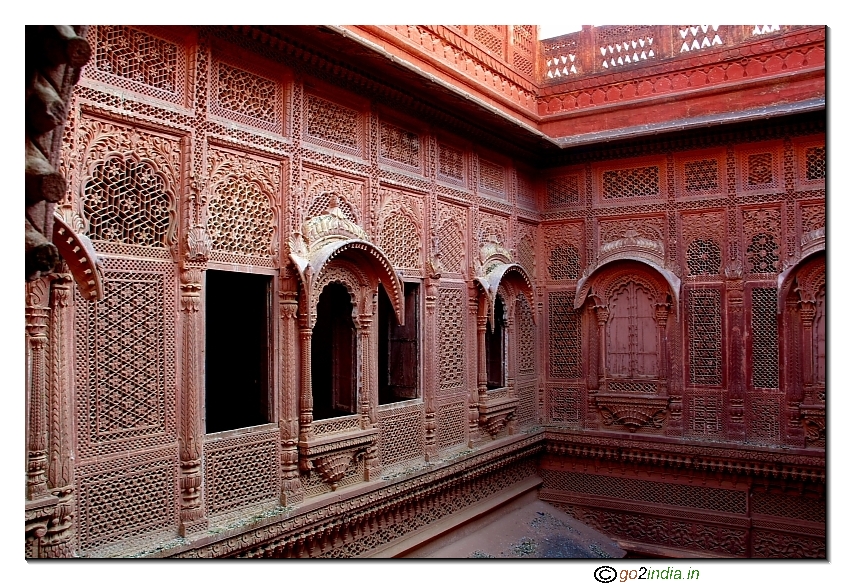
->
[
  {"left": 516, "top": 381, "right": 537, "bottom": 428},
  {"left": 378, "top": 402, "right": 425, "bottom": 469},
  {"left": 437, "top": 400, "right": 467, "bottom": 451},
  {"left": 438, "top": 287, "right": 466, "bottom": 393},
  {"left": 208, "top": 176, "right": 275, "bottom": 259},
  {"left": 77, "top": 452, "right": 178, "bottom": 552},
  {"left": 83, "top": 156, "right": 174, "bottom": 248},
  {"left": 751, "top": 287, "right": 779, "bottom": 389},
  {"left": 602, "top": 166, "right": 660, "bottom": 199},
  {"left": 687, "top": 288, "right": 722, "bottom": 385},
  {"left": 305, "top": 94, "right": 359, "bottom": 152},
  {"left": 517, "top": 295, "right": 536, "bottom": 376},
  {"left": 75, "top": 259, "right": 177, "bottom": 459},
  {"left": 549, "top": 291, "right": 582, "bottom": 378},
  {"left": 686, "top": 391, "right": 723, "bottom": 436},
  {"left": 213, "top": 62, "right": 281, "bottom": 132},
  {"left": 89, "top": 26, "right": 184, "bottom": 104},
  {"left": 548, "top": 386, "right": 581, "bottom": 425},
  {"left": 748, "top": 393, "right": 781, "bottom": 444},
  {"left": 541, "top": 470, "right": 747, "bottom": 514},
  {"left": 204, "top": 430, "right": 280, "bottom": 517},
  {"left": 751, "top": 491, "right": 825, "bottom": 523}
]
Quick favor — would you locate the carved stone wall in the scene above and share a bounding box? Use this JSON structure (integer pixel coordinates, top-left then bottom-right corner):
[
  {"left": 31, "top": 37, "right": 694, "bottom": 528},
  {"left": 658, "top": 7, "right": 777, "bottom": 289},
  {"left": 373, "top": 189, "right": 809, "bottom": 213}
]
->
[{"left": 34, "top": 25, "right": 824, "bottom": 559}]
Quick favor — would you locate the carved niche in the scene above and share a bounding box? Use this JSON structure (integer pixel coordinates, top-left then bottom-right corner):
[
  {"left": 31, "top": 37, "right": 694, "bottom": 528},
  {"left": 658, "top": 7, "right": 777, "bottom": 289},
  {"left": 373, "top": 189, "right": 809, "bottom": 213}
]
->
[
  {"left": 579, "top": 262, "right": 675, "bottom": 433},
  {"left": 780, "top": 254, "right": 825, "bottom": 448},
  {"left": 289, "top": 193, "right": 405, "bottom": 490},
  {"left": 472, "top": 237, "right": 535, "bottom": 438}
]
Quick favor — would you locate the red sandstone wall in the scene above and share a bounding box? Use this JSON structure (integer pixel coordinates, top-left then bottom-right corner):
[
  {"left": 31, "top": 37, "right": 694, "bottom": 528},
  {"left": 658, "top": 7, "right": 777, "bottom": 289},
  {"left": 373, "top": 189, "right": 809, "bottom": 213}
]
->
[{"left": 26, "top": 25, "right": 825, "bottom": 558}]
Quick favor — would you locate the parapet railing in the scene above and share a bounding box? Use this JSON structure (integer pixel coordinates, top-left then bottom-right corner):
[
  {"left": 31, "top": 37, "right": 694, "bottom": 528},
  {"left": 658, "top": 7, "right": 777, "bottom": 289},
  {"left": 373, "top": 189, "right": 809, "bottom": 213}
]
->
[{"left": 540, "top": 25, "right": 792, "bottom": 83}]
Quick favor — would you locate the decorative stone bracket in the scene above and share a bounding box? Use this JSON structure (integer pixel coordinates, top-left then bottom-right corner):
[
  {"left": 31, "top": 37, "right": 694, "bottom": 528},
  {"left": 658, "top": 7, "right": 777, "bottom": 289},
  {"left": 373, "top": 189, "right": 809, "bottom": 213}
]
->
[
  {"left": 478, "top": 395, "right": 519, "bottom": 437},
  {"left": 298, "top": 428, "right": 379, "bottom": 490},
  {"left": 596, "top": 395, "right": 669, "bottom": 432},
  {"left": 799, "top": 404, "right": 825, "bottom": 447}
]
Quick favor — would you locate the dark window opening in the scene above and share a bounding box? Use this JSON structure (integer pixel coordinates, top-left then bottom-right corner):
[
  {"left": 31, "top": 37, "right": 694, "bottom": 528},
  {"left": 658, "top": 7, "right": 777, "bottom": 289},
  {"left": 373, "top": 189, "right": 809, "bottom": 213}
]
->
[
  {"left": 312, "top": 283, "right": 357, "bottom": 420},
  {"left": 486, "top": 294, "right": 506, "bottom": 389},
  {"left": 205, "top": 270, "right": 271, "bottom": 433},
  {"left": 379, "top": 282, "right": 420, "bottom": 404}
]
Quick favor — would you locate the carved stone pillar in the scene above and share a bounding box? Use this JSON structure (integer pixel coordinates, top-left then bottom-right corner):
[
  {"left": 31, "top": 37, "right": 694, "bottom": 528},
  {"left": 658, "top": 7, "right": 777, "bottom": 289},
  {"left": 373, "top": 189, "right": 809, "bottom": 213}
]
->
[
  {"left": 655, "top": 303, "right": 681, "bottom": 434},
  {"left": 467, "top": 287, "right": 480, "bottom": 445},
  {"left": 504, "top": 313, "right": 517, "bottom": 435},
  {"left": 593, "top": 305, "right": 609, "bottom": 392},
  {"left": 725, "top": 276, "right": 746, "bottom": 440},
  {"left": 280, "top": 284, "right": 304, "bottom": 505},
  {"left": 26, "top": 278, "right": 51, "bottom": 501},
  {"left": 358, "top": 309, "right": 380, "bottom": 480},
  {"left": 798, "top": 300, "right": 816, "bottom": 393},
  {"left": 178, "top": 266, "right": 207, "bottom": 536},
  {"left": 423, "top": 276, "right": 439, "bottom": 461},
  {"left": 298, "top": 314, "right": 314, "bottom": 442},
  {"left": 40, "top": 270, "right": 76, "bottom": 557},
  {"left": 476, "top": 310, "right": 488, "bottom": 401}
]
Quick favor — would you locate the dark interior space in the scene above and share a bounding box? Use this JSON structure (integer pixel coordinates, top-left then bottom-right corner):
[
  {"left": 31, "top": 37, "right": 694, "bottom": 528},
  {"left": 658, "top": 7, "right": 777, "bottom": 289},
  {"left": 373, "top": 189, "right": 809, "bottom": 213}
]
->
[
  {"left": 379, "top": 282, "right": 419, "bottom": 404},
  {"left": 205, "top": 269, "right": 271, "bottom": 433},
  {"left": 486, "top": 294, "right": 506, "bottom": 389},
  {"left": 312, "top": 283, "right": 357, "bottom": 420}
]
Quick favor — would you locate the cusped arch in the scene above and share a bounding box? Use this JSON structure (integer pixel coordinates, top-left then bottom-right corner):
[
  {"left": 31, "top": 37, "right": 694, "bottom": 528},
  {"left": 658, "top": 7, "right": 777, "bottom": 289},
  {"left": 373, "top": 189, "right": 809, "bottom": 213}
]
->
[
  {"left": 290, "top": 239, "right": 405, "bottom": 329},
  {"left": 575, "top": 256, "right": 680, "bottom": 310},
  {"left": 778, "top": 248, "right": 825, "bottom": 312},
  {"left": 475, "top": 262, "right": 536, "bottom": 327}
]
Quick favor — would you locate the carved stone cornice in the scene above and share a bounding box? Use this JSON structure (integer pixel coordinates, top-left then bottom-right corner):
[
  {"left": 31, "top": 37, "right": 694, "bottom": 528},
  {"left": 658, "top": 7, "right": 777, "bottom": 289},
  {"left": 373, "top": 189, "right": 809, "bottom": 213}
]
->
[{"left": 544, "top": 428, "right": 826, "bottom": 483}]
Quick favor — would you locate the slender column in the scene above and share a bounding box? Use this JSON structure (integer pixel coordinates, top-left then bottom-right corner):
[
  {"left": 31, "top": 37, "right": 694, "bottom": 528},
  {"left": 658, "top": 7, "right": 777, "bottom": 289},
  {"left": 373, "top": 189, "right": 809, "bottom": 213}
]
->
[
  {"left": 359, "top": 309, "right": 380, "bottom": 480},
  {"left": 178, "top": 266, "right": 207, "bottom": 536},
  {"left": 423, "top": 276, "right": 439, "bottom": 460},
  {"left": 476, "top": 311, "right": 488, "bottom": 400},
  {"left": 655, "top": 304, "right": 670, "bottom": 392},
  {"left": 280, "top": 283, "right": 304, "bottom": 505},
  {"left": 298, "top": 313, "right": 314, "bottom": 442},
  {"left": 40, "top": 270, "right": 75, "bottom": 557},
  {"left": 798, "top": 300, "right": 816, "bottom": 395},
  {"left": 26, "top": 278, "right": 51, "bottom": 501},
  {"left": 466, "top": 287, "right": 480, "bottom": 445},
  {"left": 504, "top": 313, "right": 517, "bottom": 435},
  {"left": 725, "top": 277, "right": 746, "bottom": 440},
  {"left": 593, "top": 305, "right": 609, "bottom": 392}
]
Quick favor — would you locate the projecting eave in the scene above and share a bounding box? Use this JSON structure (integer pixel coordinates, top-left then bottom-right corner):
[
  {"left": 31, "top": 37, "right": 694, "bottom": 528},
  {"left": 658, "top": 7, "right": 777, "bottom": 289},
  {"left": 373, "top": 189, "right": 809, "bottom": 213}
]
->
[{"left": 552, "top": 97, "right": 826, "bottom": 148}]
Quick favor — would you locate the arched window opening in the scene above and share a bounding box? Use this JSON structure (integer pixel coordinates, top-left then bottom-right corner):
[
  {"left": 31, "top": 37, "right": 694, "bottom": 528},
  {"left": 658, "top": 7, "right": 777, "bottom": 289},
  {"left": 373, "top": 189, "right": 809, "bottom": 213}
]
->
[
  {"left": 486, "top": 294, "right": 507, "bottom": 389},
  {"left": 607, "top": 282, "right": 657, "bottom": 378},
  {"left": 205, "top": 270, "right": 272, "bottom": 433},
  {"left": 379, "top": 282, "right": 420, "bottom": 404},
  {"left": 312, "top": 283, "right": 357, "bottom": 420}
]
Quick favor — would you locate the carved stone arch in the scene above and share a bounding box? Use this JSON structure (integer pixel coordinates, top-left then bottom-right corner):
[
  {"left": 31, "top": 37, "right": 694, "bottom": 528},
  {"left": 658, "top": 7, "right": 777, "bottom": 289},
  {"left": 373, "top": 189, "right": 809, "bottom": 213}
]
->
[
  {"left": 80, "top": 151, "right": 178, "bottom": 249},
  {"left": 291, "top": 240, "right": 404, "bottom": 330},
  {"left": 778, "top": 248, "right": 825, "bottom": 312},
  {"left": 475, "top": 263, "right": 535, "bottom": 328},
  {"left": 575, "top": 256, "right": 680, "bottom": 311},
  {"left": 776, "top": 251, "right": 825, "bottom": 446}
]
